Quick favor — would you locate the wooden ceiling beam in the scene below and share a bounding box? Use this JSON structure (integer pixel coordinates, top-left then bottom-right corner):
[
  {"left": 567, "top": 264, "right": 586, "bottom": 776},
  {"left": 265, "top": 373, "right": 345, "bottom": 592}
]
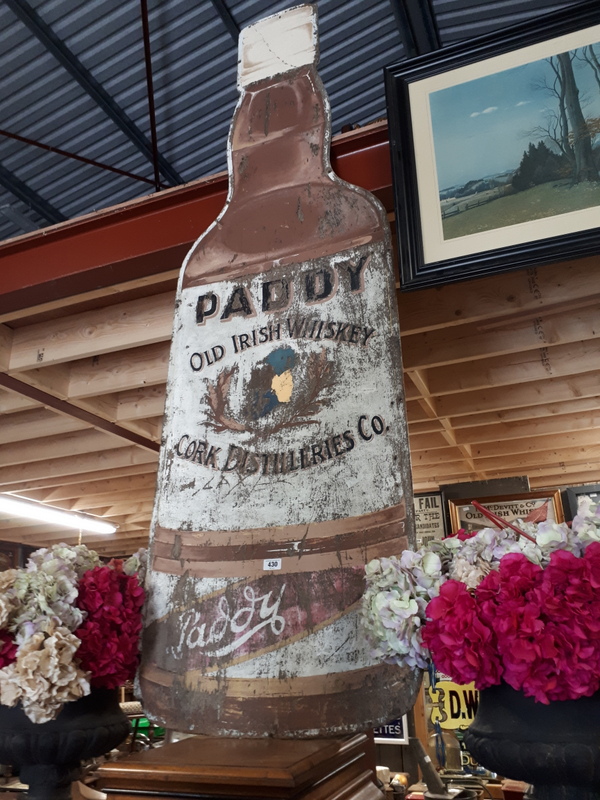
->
[
  {"left": 93, "top": 539, "right": 149, "bottom": 556},
  {"left": 16, "top": 363, "right": 71, "bottom": 397},
  {"left": 120, "top": 417, "right": 162, "bottom": 441},
  {"left": 37, "top": 524, "right": 149, "bottom": 544},
  {"left": 62, "top": 492, "right": 153, "bottom": 513},
  {"left": 411, "top": 449, "right": 599, "bottom": 487},
  {"left": 396, "top": 260, "right": 598, "bottom": 334},
  {"left": 4, "top": 263, "right": 597, "bottom": 386},
  {"left": 101, "top": 501, "right": 153, "bottom": 516},
  {"left": 401, "top": 303, "right": 600, "bottom": 370},
  {"left": 31, "top": 516, "right": 150, "bottom": 542},
  {"left": 412, "top": 464, "right": 477, "bottom": 484},
  {"left": 411, "top": 446, "right": 478, "bottom": 468},
  {"left": 0, "top": 519, "right": 67, "bottom": 534},
  {"left": 472, "top": 444, "right": 600, "bottom": 472},
  {"left": 37, "top": 475, "right": 157, "bottom": 505},
  {"left": 411, "top": 433, "right": 600, "bottom": 473},
  {"left": 456, "top": 411, "right": 600, "bottom": 445},
  {"left": 0, "top": 446, "right": 157, "bottom": 488},
  {"left": 2, "top": 462, "right": 157, "bottom": 494},
  {"left": 0, "top": 324, "right": 11, "bottom": 371},
  {"left": 434, "top": 372, "right": 600, "bottom": 418},
  {"left": 123, "top": 512, "right": 152, "bottom": 525},
  {"left": 0, "top": 390, "right": 39, "bottom": 414},
  {"left": 405, "top": 399, "right": 436, "bottom": 423},
  {"left": 0, "top": 270, "right": 178, "bottom": 326},
  {"left": 0, "top": 428, "right": 128, "bottom": 468},
  {"left": 529, "top": 468, "right": 600, "bottom": 489},
  {"left": 409, "top": 431, "right": 452, "bottom": 451},
  {"left": 68, "top": 342, "right": 169, "bottom": 398},
  {"left": 116, "top": 386, "right": 166, "bottom": 421},
  {"left": 7, "top": 292, "right": 175, "bottom": 371},
  {"left": 0, "top": 373, "right": 159, "bottom": 453},
  {"left": 445, "top": 397, "right": 600, "bottom": 429},
  {"left": 423, "top": 339, "right": 600, "bottom": 397},
  {"left": 0, "top": 407, "right": 90, "bottom": 444},
  {"left": 471, "top": 429, "right": 600, "bottom": 459}
]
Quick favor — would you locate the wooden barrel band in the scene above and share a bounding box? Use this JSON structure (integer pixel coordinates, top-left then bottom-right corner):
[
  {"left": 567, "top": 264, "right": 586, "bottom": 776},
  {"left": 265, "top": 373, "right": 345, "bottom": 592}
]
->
[{"left": 151, "top": 502, "right": 406, "bottom": 577}]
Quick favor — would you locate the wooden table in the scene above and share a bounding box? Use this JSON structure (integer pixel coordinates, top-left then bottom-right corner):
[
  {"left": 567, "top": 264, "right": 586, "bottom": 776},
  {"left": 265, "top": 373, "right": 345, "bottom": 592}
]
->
[{"left": 96, "top": 733, "right": 383, "bottom": 800}]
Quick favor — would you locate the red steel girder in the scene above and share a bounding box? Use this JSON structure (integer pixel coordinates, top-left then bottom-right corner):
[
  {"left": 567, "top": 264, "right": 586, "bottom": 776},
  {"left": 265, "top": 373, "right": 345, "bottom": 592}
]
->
[{"left": 0, "top": 122, "right": 393, "bottom": 314}]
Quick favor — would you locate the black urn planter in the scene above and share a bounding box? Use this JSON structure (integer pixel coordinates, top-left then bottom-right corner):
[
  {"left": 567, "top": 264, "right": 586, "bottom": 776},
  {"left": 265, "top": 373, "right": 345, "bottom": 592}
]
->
[
  {"left": 0, "top": 689, "right": 131, "bottom": 800},
  {"left": 464, "top": 682, "right": 600, "bottom": 800}
]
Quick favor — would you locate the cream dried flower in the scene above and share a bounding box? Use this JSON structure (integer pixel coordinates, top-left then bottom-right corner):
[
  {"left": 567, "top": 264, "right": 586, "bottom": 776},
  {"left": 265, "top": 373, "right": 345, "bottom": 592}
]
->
[
  {"left": 0, "top": 622, "right": 90, "bottom": 723},
  {"left": 0, "top": 569, "right": 19, "bottom": 628},
  {"left": 0, "top": 570, "right": 17, "bottom": 593},
  {"left": 0, "top": 595, "right": 16, "bottom": 629}
]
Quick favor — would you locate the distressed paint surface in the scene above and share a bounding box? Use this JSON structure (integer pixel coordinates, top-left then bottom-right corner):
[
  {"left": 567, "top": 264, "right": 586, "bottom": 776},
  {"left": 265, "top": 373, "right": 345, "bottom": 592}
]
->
[
  {"left": 141, "top": 5, "right": 419, "bottom": 738},
  {"left": 158, "top": 241, "right": 403, "bottom": 530},
  {"left": 141, "top": 239, "right": 418, "bottom": 736}
]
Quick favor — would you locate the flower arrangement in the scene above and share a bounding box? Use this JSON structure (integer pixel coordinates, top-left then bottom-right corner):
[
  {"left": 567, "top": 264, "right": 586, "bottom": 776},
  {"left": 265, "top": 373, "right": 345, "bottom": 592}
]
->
[
  {"left": 361, "top": 500, "right": 600, "bottom": 705},
  {"left": 0, "top": 544, "right": 146, "bottom": 724}
]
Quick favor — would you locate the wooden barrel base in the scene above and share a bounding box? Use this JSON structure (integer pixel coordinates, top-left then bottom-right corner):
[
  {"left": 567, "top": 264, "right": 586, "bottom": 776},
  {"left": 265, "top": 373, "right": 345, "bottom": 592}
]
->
[{"left": 140, "top": 661, "right": 420, "bottom": 738}]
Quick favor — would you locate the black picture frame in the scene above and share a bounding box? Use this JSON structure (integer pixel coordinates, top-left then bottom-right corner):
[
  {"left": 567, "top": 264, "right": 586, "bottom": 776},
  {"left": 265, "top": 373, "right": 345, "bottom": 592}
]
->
[
  {"left": 385, "top": 0, "right": 600, "bottom": 291},
  {"left": 564, "top": 483, "right": 600, "bottom": 521}
]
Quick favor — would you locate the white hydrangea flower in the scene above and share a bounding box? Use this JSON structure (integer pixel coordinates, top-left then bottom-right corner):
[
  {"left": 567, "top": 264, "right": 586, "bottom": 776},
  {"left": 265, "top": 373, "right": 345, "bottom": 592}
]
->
[
  {"left": 361, "top": 543, "right": 449, "bottom": 670},
  {"left": 27, "top": 543, "right": 100, "bottom": 579},
  {"left": 11, "top": 570, "right": 83, "bottom": 635},
  {"left": 360, "top": 512, "right": 600, "bottom": 675},
  {"left": 573, "top": 501, "right": 600, "bottom": 546},
  {"left": 123, "top": 549, "right": 148, "bottom": 583}
]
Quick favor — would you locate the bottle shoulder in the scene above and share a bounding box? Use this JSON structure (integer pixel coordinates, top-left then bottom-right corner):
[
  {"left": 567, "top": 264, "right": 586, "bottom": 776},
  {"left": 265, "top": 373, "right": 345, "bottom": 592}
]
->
[{"left": 181, "top": 178, "right": 389, "bottom": 288}]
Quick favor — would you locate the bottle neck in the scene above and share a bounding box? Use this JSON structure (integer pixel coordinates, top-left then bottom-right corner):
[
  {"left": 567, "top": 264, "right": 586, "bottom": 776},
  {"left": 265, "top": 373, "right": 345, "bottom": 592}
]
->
[{"left": 230, "top": 68, "right": 330, "bottom": 196}]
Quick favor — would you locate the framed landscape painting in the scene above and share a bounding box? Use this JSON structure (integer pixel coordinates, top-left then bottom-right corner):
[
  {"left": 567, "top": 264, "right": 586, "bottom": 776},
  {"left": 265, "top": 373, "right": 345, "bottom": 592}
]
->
[{"left": 385, "top": 0, "right": 600, "bottom": 290}]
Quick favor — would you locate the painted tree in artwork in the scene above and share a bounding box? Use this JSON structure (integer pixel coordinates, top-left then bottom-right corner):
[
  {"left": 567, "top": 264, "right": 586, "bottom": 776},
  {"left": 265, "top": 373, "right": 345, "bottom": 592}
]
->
[
  {"left": 556, "top": 51, "right": 599, "bottom": 183},
  {"left": 528, "top": 49, "right": 599, "bottom": 186},
  {"left": 512, "top": 141, "right": 566, "bottom": 191},
  {"left": 581, "top": 45, "right": 600, "bottom": 93}
]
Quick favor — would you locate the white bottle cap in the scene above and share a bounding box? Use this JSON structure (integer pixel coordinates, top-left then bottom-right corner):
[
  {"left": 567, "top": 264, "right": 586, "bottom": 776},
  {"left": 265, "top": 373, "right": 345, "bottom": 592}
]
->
[{"left": 238, "top": 4, "right": 318, "bottom": 88}]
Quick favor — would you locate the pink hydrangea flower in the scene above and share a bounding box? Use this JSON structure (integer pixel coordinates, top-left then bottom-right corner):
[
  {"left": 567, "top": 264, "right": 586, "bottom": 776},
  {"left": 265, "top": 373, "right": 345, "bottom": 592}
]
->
[
  {"left": 423, "top": 581, "right": 502, "bottom": 689},
  {"left": 425, "top": 547, "right": 600, "bottom": 703},
  {"left": 75, "top": 566, "right": 145, "bottom": 689},
  {"left": 0, "top": 630, "right": 17, "bottom": 669}
]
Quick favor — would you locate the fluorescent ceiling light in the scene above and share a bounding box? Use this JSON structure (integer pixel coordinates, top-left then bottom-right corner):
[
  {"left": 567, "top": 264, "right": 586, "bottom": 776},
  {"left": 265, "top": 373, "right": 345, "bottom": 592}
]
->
[{"left": 0, "top": 495, "right": 117, "bottom": 534}]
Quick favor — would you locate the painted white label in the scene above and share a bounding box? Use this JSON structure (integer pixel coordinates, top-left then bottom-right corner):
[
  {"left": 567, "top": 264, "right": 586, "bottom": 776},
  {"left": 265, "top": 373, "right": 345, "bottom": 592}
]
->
[
  {"left": 152, "top": 240, "right": 407, "bottom": 533},
  {"left": 263, "top": 558, "right": 282, "bottom": 570}
]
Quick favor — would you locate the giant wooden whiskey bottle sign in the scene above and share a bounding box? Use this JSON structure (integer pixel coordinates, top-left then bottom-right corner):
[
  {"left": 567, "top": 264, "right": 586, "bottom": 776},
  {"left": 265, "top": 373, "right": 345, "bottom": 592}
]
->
[{"left": 140, "top": 5, "right": 419, "bottom": 736}]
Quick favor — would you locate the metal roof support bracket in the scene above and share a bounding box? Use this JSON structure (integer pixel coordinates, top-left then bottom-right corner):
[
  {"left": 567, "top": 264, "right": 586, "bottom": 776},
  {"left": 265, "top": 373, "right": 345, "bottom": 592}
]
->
[
  {"left": 209, "top": 0, "right": 240, "bottom": 43},
  {"left": 4, "top": 0, "right": 184, "bottom": 187},
  {"left": 0, "top": 162, "right": 66, "bottom": 225},
  {"left": 139, "top": 0, "right": 162, "bottom": 192},
  {"left": 388, "top": 0, "right": 441, "bottom": 57}
]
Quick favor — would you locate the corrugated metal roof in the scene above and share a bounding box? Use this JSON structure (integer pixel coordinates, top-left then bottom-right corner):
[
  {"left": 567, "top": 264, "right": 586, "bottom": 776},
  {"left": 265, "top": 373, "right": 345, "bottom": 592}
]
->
[
  {"left": 432, "top": 0, "right": 573, "bottom": 44},
  {"left": 0, "top": 0, "right": 585, "bottom": 243}
]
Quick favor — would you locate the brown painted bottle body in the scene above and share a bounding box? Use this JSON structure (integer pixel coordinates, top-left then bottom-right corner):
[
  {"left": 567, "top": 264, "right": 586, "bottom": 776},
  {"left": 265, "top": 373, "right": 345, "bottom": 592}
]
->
[{"left": 141, "top": 6, "right": 418, "bottom": 737}]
